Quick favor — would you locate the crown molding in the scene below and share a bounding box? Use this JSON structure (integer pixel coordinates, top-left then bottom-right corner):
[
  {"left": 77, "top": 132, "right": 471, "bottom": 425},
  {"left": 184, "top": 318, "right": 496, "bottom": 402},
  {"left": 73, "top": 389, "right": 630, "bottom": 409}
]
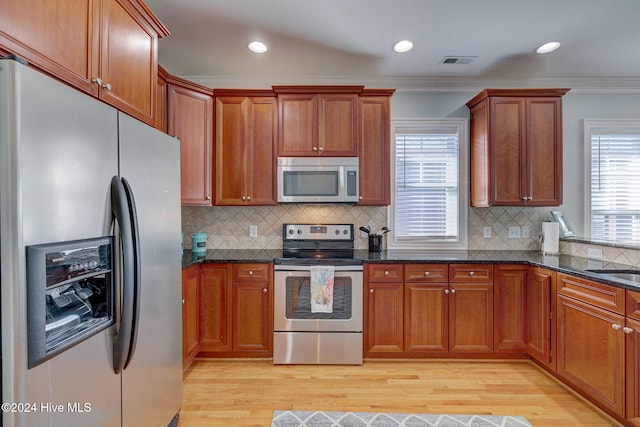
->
[{"left": 182, "top": 74, "right": 640, "bottom": 94}]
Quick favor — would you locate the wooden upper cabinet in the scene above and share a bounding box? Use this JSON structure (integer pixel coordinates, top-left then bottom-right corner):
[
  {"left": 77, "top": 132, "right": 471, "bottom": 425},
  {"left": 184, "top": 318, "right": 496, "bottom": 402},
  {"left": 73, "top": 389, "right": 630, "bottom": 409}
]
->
[
  {"left": 466, "top": 89, "right": 569, "bottom": 207},
  {"left": 214, "top": 91, "right": 278, "bottom": 206},
  {"left": 0, "top": 0, "right": 169, "bottom": 126},
  {"left": 168, "top": 77, "right": 214, "bottom": 205},
  {"left": 358, "top": 91, "right": 394, "bottom": 206},
  {"left": 274, "top": 86, "right": 362, "bottom": 157}
]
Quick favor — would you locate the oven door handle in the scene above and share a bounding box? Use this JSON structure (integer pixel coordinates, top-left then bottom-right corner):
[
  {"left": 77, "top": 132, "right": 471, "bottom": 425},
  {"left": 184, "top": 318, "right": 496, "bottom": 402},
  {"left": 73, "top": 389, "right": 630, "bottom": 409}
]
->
[{"left": 274, "top": 264, "right": 363, "bottom": 272}]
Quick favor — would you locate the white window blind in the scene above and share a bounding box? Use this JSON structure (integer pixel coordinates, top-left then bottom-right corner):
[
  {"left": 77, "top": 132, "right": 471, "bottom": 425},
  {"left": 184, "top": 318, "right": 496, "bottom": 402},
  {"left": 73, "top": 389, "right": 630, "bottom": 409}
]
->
[
  {"left": 394, "top": 129, "right": 459, "bottom": 241},
  {"left": 590, "top": 132, "right": 640, "bottom": 243}
]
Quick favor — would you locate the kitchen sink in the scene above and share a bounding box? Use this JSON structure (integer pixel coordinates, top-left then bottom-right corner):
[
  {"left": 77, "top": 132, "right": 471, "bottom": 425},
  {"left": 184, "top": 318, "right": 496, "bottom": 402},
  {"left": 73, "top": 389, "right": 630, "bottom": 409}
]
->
[{"left": 585, "top": 269, "right": 640, "bottom": 283}]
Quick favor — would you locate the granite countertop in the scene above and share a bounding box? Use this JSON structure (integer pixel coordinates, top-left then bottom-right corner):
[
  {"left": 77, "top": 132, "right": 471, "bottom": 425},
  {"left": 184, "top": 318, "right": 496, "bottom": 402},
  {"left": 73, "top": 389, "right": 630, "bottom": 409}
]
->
[{"left": 182, "top": 249, "right": 640, "bottom": 292}]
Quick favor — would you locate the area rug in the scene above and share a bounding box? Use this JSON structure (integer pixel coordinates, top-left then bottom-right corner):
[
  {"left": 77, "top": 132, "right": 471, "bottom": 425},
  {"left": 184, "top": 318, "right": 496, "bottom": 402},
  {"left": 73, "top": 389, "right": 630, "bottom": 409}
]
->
[{"left": 271, "top": 410, "right": 533, "bottom": 427}]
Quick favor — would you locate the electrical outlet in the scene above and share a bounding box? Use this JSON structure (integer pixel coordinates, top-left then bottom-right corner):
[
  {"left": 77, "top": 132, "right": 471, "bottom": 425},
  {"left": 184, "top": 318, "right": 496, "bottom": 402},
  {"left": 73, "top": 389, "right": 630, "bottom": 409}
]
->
[
  {"left": 521, "top": 226, "right": 530, "bottom": 238},
  {"left": 249, "top": 225, "right": 258, "bottom": 238},
  {"left": 483, "top": 226, "right": 492, "bottom": 238},
  {"left": 587, "top": 247, "right": 603, "bottom": 260},
  {"left": 508, "top": 226, "right": 521, "bottom": 238}
]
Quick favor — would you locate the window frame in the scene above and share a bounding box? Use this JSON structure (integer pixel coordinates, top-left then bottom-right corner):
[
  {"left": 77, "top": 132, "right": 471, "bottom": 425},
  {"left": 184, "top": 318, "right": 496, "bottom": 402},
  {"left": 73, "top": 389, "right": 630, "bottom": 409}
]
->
[
  {"left": 388, "top": 118, "right": 469, "bottom": 250},
  {"left": 584, "top": 118, "right": 640, "bottom": 243}
]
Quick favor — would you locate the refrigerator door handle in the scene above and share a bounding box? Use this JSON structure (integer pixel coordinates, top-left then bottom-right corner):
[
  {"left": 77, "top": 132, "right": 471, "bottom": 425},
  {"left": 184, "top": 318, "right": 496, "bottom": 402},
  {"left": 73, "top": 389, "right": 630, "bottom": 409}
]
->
[
  {"left": 110, "top": 176, "right": 137, "bottom": 374},
  {"left": 121, "top": 177, "right": 141, "bottom": 370}
]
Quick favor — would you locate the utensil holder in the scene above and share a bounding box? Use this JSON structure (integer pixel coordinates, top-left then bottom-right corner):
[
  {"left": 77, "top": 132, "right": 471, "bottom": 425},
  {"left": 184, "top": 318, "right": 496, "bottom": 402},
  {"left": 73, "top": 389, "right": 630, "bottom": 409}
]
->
[
  {"left": 368, "top": 234, "right": 383, "bottom": 252},
  {"left": 191, "top": 232, "right": 207, "bottom": 254}
]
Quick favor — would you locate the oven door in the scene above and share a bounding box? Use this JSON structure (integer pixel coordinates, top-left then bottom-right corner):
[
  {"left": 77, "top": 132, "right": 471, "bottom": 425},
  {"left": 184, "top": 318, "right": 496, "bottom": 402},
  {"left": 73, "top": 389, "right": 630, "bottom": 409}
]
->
[{"left": 274, "top": 265, "right": 363, "bottom": 332}]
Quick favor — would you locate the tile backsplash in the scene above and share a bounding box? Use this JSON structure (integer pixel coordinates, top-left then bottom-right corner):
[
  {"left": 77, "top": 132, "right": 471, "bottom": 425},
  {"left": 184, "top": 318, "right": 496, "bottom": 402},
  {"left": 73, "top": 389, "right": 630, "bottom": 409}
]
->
[{"left": 182, "top": 205, "right": 552, "bottom": 251}]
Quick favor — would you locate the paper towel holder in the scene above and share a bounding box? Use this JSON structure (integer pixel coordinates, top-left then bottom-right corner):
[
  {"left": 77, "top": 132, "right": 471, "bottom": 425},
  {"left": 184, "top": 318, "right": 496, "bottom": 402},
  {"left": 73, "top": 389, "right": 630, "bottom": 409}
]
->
[{"left": 549, "top": 211, "right": 575, "bottom": 238}]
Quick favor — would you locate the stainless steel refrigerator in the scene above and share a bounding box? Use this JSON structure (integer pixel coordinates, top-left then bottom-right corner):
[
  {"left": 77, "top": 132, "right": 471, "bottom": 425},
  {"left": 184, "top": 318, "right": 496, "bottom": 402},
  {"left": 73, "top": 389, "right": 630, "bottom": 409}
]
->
[{"left": 0, "top": 58, "right": 182, "bottom": 426}]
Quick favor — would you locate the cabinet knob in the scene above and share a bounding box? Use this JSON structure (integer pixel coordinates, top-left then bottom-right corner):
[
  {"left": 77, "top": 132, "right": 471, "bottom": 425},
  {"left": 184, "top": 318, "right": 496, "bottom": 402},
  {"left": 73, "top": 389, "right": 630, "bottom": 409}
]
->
[
  {"left": 469, "top": 271, "right": 475, "bottom": 276},
  {"left": 312, "top": 147, "right": 318, "bottom": 151},
  {"left": 318, "top": 147, "right": 324, "bottom": 152},
  {"left": 246, "top": 196, "right": 251, "bottom": 201},
  {"left": 92, "top": 77, "right": 103, "bottom": 86},
  {"left": 424, "top": 271, "right": 430, "bottom": 276},
  {"left": 242, "top": 196, "right": 246, "bottom": 201},
  {"left": 384, "top": 270, "right": 389, "bottom": 276},
  {"left": 102, "top": 82, "right": 112, "bottom": 91},
  {"left": 527, "top": 196, "right": 533, "bottom": 201},
  {"left": 182, "top": 299, "right": 185, "bottom": 304},
  {"left": 450, "top": 288, "right": 456, "bottom": 294},
  {"left": 369, "top": 289, "right": 374, "bottom": 294},
  {"left": 623, "top": 327, "right": 634, "bottom": 334},
  {"left": 359, "top": 196, "right": 363, "bottom": 200},
  {"left": 611, "top": 323, "right": 622, "bottom": 331},
  {"left": 248, "top": 270, "right": 254, "bottom": 276},
  {"left": 263, "top": 288, "right": 267, "bottom": 294},
  {"left": 444, "top": 289, "right": 449, "bottom": 294}
]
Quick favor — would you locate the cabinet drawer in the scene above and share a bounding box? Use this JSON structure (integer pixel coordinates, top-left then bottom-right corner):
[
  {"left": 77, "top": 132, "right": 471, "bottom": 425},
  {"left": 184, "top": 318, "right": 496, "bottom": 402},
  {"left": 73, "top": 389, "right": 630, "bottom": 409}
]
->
[
  {"left": 367, "top": 264, "right": 403, "bottom": 282},
  {"left": 627, "top": 290, "right": 640, "bottom": 321},
  {"left": 404, "top": 264, "right": 448, "bottom": 282},
  {"left": 232, "top": 263, "right": 270, "bottom": 283},
  {"left": 449, "top": 264, "right": 493, "bottom": 283},
  {"left": 557, "top": 273, "right": 625, "bottom": 314}
]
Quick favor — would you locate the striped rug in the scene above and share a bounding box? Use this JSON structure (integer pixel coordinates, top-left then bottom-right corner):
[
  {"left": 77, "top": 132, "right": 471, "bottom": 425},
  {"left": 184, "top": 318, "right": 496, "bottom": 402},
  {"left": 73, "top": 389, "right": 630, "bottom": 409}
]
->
[{"left": 271, "top": 410, "right": 532, "bottom": 427}]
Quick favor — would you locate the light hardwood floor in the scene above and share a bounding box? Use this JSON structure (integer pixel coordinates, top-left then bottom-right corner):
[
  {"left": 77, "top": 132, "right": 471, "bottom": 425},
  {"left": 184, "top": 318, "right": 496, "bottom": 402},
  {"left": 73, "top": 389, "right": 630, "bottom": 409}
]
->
[{"left": 179, "top": 359, "right": 623, "bottom": 427}]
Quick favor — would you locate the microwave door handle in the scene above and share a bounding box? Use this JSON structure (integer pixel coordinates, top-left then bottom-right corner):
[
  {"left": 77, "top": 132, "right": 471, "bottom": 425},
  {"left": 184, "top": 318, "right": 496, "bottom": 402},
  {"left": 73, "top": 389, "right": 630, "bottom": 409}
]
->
[
  {"left": 121, "top": 177, "right": 141, "bottom": 370},
  {"left": 110, "top": 176, "right": 134, "bottom": 375}
]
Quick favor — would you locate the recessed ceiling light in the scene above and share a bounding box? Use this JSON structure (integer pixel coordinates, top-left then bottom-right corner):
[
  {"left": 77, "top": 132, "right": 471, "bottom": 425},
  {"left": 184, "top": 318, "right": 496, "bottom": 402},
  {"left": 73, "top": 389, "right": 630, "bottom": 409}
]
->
[
  {"left": 248, "top": 41, "right": 268, "bottom": 54},
  {"left": 536, "top": 41, "right": 561, "bottom": 54},
  {"left": 393, "top": 40, "right": 414, "bottom": 53}
]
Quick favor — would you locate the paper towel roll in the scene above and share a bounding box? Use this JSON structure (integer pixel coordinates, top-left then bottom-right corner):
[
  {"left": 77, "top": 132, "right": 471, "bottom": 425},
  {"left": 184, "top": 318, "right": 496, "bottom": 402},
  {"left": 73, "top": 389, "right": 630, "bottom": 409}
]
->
[{"left": 541, "top": 222, "right": 560, "bottom": 254}]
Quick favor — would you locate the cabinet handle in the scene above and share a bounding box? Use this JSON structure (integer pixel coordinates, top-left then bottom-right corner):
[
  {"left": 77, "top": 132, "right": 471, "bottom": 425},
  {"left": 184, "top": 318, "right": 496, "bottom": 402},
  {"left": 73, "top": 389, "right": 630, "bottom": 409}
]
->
[
  {"left": 612, "top": 324, "right": 622, "bottom": 331},
  {"left": 369, "top": 289, "right": 374, "bottom": 294},
  {"left": 318, "top": 147, "right": 324, "bottom": 152},
  {"left": 263, "top": 288, "right": 267, "bottom": 294},
  {"left": 469, "top": 271, "right": 475, "bottom": 276},
  {"left": 384, "top": 270, "right": 389, "bottom": 276},
  {"left": 246, "top": 196, "right": 251, "bottom": 201},
  {"left": 527, "top": 196, "right": 533, "bottom": 201},
  {"left": 623, "top": 327, "right": 634, "bottom": 334},
  {"left": 444, "top": 289, "right": 449, "bottom": 294},
  {"left": 242, "top": 196, "right": 246, "bottom": 201},
  {"left": 102, "top": 82, "right": 112, "bottom": 91},
  {"left": 92, "top": 77, "right": 103, "bottom": 86},
  {"left": 182, "top": 299, "right": 185, "bottom": 304},
  {"left": 312, "top": 147, "right": 318, "bottom": 151},
  {"left": 424, "top": 271, "right": 430, "bottom": 276},
  {"left": 450, "top": 288, "right": 456, "bottom": 294}
]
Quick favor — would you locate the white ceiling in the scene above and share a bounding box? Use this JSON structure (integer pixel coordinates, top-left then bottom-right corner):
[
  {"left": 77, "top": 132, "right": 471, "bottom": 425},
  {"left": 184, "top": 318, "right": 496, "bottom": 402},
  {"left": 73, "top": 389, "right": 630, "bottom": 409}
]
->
[{"left": 144, "top": 0, "right": 640, "bottom": 91}]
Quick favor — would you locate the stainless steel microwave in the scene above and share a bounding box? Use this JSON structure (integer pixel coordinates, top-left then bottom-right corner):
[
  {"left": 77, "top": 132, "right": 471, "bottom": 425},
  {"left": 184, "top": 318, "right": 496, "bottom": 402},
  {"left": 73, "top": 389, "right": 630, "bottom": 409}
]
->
[{"left": 277, "top": 157, "right": 359, "bottom": 203}]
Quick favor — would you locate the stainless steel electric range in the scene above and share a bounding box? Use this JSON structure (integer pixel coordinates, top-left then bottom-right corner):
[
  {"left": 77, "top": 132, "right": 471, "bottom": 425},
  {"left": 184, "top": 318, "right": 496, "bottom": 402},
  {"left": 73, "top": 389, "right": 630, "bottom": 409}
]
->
[{"left": 273, "top": 224, "right": 363, "bottom": 365}]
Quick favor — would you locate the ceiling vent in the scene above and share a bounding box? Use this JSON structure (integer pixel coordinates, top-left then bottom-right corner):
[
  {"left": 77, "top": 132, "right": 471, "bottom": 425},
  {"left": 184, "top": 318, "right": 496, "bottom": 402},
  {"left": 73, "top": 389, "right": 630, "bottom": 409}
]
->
[{"left": 441, "top": 56, "right": 476, "bottom": 65}]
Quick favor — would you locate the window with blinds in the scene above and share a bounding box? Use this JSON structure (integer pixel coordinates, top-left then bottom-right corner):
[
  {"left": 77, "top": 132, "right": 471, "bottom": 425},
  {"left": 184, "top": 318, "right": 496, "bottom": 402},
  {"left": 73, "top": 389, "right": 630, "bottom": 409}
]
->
[
  {"left": 590, "top": 129, "right": 640, "bottom": 244},
  {"left": 390, "top": 119, "right": 468, "bottom": 249}
]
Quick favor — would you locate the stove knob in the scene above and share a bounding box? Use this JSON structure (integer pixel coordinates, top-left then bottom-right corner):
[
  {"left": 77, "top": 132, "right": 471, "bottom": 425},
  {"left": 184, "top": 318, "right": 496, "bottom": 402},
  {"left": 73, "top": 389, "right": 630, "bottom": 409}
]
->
[
  {"left": 335, "top": 229, "right": 340, "bottom": 235},
  {"left": 297, "top": 229, "right": 302, "bottom": 235},
  {"left": 288, "top": 229, "right": 294, "bottom": 235}
]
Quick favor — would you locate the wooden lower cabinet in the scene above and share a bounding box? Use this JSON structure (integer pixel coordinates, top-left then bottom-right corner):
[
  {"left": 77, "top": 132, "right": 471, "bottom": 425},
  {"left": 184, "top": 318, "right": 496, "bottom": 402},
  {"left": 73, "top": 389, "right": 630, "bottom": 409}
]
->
[
  {"left": 556, "top": 273, "right": 626, "bottom": 418},
  {"left": 365, "top": 263, "right": 493, "bottom": 355},
  {"left": 627, "top": 291, "right": 640, "bottom": 422},
  {"left": 525, "top": 267, "right": 555, "bottom": 369},
  {"left": 366, "top": 281, "right": 404, "bottom": 353},
  {"left": 493, "top": 265, "right": 527, "bottom": 353},
  {"left": 231, "top": 263, "right": 273, "bottom": 355},
  {"left": 182, "top": 265, "right": 200, "bottom": 369},
  {"left": 199, "top": 264, "right": 230, "bottom": 352}
]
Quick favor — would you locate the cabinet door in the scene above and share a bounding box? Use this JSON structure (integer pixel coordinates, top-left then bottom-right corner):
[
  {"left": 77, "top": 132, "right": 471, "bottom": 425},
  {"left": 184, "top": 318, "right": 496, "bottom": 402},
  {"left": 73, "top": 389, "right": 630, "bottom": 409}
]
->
[
  {"left": 404, "top": 284, "right": 448, "bottom": 352},
  {"left": 232, "top": 281, "right": 273, "bottom": 354},
  {"left": 100, "top": 0, "right": 159, "bottom": 125},
  {"left": 626, "top": 317, "right": 640, "bottom": 420},
  {"left": 182, "top": 265, "right": 199, "bottom": 369},
  {"left": 169, "top": 82, "right": 213, "bottom": 205},
  {"left": 0, "top": 0, "right": 100, "bottom": 95},
  {"left": 317, "top": 93, "right": 358, "bottom": 156},
  {"left": 489, "top": 97, "right": 526, "bottom": 205},
  {"left": 526, "top": 97, "right": 563, "bottom": 206},
  {"left": 494, "top": 265, "right": 527, "bottom": 353},
  {"left": 449, "top": 283, "right": 493, "bottom": 353},
  {"left": 526, "top": 268, "right": 554, "bottom": 368},
  {"left": 245, "top": 97, "right": 278, "bottom": 205},
  {"left": 556, "top": 294, "right": 625, "bottom": 417},
  {"left": 365, "top": 282, "right": 403, "bottom": 353},
  {"left": 199, "top": 265, "right": 230, "bottom": 352},
  {"left": 215, "top": 97, "right": 248, "bottom": 205},
  {"left": 277, "top": 93, "right": 317, "bottom": 156},
  {"left": 358, "top": 96, "right": 391, "bottom": 205}
]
